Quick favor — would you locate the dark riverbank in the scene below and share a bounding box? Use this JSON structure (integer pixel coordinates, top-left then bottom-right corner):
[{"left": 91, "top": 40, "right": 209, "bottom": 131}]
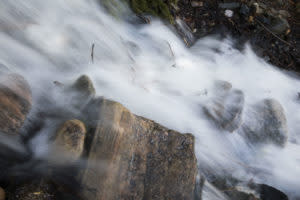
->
[{"left": 128, "top": 0, "right": 300, "bottom": 72}]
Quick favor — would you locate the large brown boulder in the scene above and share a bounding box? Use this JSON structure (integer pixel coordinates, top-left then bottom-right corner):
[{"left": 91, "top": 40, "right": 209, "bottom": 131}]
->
[
  {"left": 0, "top": 74, "right": 32, "bottom": 134},
  {"left": 80, "top": 98, "right": 197, "bottom": 200}
]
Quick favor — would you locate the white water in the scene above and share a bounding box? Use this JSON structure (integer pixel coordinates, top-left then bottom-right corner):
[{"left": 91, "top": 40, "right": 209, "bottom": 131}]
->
[{"left": 0, "top": 0, "right": 300, "bottom": 198}]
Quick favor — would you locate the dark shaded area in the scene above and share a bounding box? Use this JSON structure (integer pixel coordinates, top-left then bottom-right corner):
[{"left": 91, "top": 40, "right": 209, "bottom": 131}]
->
[
  {"left": 175, "top": 0, "right": 299, "bottom": 72},
  {"left": 260, "top": 184, "right": 289, "bottom": 200}
]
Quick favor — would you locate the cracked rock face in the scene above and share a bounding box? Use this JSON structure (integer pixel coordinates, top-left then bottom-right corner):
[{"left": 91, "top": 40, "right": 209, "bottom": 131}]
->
[
  {"left": 80, "top": 98, "right": 198, "bottom": 200},
  {"left": 0, "top": 74, "right": 32, "bottom": 134}
]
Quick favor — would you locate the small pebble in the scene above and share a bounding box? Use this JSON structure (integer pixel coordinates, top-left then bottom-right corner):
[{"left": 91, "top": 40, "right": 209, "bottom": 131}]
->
[{"left": 225, "top": 10, "right": 234, "bottom": 18}]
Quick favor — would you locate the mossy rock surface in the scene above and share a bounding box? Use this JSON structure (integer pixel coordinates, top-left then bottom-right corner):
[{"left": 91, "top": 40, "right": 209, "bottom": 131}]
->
[{"left": 126, "top": 0, "right": 176, "bottom": 23}]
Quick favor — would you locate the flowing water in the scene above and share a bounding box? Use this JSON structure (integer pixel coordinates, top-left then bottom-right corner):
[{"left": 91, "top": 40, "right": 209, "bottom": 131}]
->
[{"left": 0, "top": 0, "right": 300, "bottom": 199}]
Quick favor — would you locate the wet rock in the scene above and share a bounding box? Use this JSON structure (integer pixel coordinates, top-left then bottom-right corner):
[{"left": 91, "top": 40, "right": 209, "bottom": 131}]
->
[
  {"left": 206, "top": 172, "right": 239, "bottom": 192},
  {"left": 64, "top": 75, "right": 96, "bottom": 109},
  {"left": 71, "top": 75, "right": 96, "bottom": 99},
  {"left": 218, "top": 182, "right": 287, "bottom": 200},
  {"left": 203, "top": 177, "right": 259, "bottom": 200},
  {"left": 224, "top": 186, "right": 259, "bottom": 200},
  {"left": 242, "top": 98, "right": 288, "bottom": 147},
  {"left": 252, "top": 3, "right": 264, "bottom": 14},
  {"left": 7, "top": 180, "right": 56, "bottom": 200},
  {"left": 80, "top": 98, "right": 197, "bottom": 200},
  {"left": 249, "top": 184, "right": 288, "bottom": 200},
  {"left": 204, "top": 81, "right": 244, "bottom": 132},
  {"left": 259, "top": 184, "right": 288, "bottom": 200},
  {"left": 201, "top": 180, "right": 228, "bottom": 200},
  {"left": 240, "top": 4, "right": 250, "bottom": 16},
  {"left": 269, "top": 16, "right": 290, "bottom": 34},
  {"left": 203, "top": 175, "right": 257, "bottom": 200},
  {"left": 278, "top": 10, "right": 291, "bottom": 18},
  {"left": 213, "top": 80, "right": 232, "bottom": 94},
  {"left": 0, "top": 187, "right": 5, "bottom": 200},
  {"left": 0, "top": 74, "right": 32, "bottom": 134},
  {"left": 54, "top": 119, "right": 86, "bottom": 160},
  {"left": 203, "top": 173, "right": 288, "bottom": 200}
]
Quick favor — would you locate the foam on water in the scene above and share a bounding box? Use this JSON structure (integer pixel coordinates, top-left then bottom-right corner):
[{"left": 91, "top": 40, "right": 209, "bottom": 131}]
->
[{"left": 0, "top": 0, "right": 300, "bottom": 198}]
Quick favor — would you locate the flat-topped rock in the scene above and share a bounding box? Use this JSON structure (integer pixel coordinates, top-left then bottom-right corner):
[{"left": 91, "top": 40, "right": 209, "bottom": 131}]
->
[{"left": 80, "top": 98, "right": 198, "bottom": 200}]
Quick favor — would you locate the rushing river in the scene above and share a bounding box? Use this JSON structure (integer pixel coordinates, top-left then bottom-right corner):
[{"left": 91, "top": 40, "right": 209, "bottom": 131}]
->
[{"left": 0, "top": 0, "right": 300, "bottom": 199}]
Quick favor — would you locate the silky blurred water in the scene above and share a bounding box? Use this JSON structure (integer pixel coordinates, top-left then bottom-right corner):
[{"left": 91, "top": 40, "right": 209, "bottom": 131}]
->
[{"left": 0, "top": 0, "right": 300, "bottom": 198}]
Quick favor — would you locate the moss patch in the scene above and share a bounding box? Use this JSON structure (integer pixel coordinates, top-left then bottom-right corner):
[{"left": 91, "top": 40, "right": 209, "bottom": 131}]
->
[
  {"left": 99, "top": 0, "right": 128, "bottom": 18},
  {"left": 127, "top": 0, "right": 176, "bottom": 23}
]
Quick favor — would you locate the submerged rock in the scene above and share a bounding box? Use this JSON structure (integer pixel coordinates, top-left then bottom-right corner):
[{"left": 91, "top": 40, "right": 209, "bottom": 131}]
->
[
  {"left": 80, "top": 98, "right": 197, "bottom": 200},
  {"left": 201, "top": 180, "right": 228, "bottom": 200},
  {"left": 203, "top": 173, "right": 288, "bottom": 200},
  {"left": 54, "top": 119, "right": 86, "bottom": 160},
  {"left": 69, "top": 75, "right": 96, "bottom": 108},
  {"left": 224, "top": 186, "right": 259, "bottom": 200},
  {"left": 0, "top": 74, "right": 32, "bottom": 134},
  {"left": 204, "top": 81, "right": 244, "bottom": 132},
  {"left": 72, "top": 75, "right": 96, "bottom": 98},
  {"left": 242, "top": 98, "right": 288, "bottom": 147},
  {"left": 213, "top": 80, "right": 232, "bottom": 93}
]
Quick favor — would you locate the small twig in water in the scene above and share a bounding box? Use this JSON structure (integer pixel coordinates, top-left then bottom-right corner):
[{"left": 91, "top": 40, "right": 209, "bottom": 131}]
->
[
  {"left": 255, "top": 19, "right": 292, "bottom": 47},
  {"left": 183, "top": 37, "right": 189, "bottom": 46},
  {"left": 91, "top": 43, "right": 95, "bottom": 63},
  {"left": 166, "top": 41, "right": 176, "bottom": 67},
  {"left": 167, "top": 42, "right": 175, "bottom": 58}
]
